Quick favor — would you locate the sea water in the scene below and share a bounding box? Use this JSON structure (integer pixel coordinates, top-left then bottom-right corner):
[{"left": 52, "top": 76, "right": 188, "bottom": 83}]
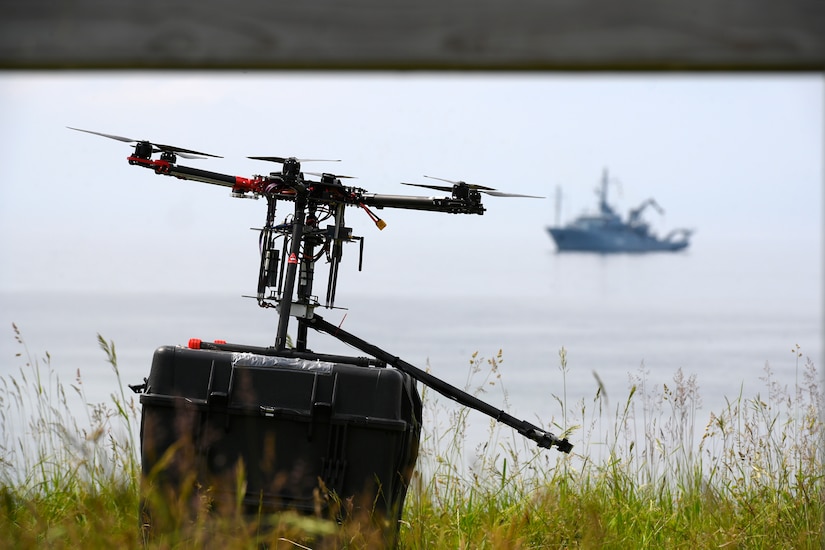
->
[{"left": 1, "top": 236, "right": 821, "bottom": 466}]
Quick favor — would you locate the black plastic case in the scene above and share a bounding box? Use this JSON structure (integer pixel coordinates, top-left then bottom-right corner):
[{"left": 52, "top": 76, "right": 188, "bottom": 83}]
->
[{"left": 139, "top": 345, "right": 422, "bottom": 530}]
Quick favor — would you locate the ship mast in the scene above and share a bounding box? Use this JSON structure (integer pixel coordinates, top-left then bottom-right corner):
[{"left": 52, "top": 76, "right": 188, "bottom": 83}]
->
[
  {"left": 598, "top": 168, "right": 611, "bottom": 215},
  {"left": 554, "top": 185, "right": 562, "bottom": 226}
]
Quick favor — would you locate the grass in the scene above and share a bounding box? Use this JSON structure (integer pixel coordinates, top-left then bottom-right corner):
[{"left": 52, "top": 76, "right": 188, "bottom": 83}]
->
[{"left": 1, "top": 327, "right": 822, "bottom": 548}]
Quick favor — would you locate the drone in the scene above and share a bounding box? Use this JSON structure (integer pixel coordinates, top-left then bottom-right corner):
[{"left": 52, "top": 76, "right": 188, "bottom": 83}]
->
[{"left": 69, "top": 127, "right": 571, "bottom": 454}]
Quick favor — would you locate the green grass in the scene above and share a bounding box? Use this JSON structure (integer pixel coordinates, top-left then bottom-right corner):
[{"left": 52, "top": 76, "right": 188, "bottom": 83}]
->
[{"left": 1, "top": 329, "right": 822, "bottom": 549}]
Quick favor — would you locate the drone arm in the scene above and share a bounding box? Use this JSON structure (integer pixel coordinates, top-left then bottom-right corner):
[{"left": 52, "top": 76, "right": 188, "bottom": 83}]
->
[
  {"left": 128, "top": 156, "right": 265, "bottom": 194},
  {"left": 166, "top": 165, "right": 243, "bottom": 188},
  {"left": 128, "top": 154, "right": 484, "bottom": 214},
  {"left": 360, "top": 193, "right": 485, "bottom": 215}
]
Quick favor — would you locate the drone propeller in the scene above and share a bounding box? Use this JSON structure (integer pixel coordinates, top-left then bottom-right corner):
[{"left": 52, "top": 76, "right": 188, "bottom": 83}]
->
[
  {"left": 422, "top": 175, "right": 495, "bottom": 190},
  {"left": 305, "top": 172, "right": 357, "bottom": 179},
  {"left": 248, "top": 156, "right": 342, "bottom": 182},
  {"left": 401, "top": 176, "right": 545, "bottom": 199},
  {"left": 68, "top": 127, "right": 222, "bottom": 159},
  {"left": 400, "top": 182, "right": 454, "bottom": 192},
  {"left": 248, "top": 156, "right": 341, "bottom": 164},
  {"left": 476, "top": 189, "right": 545, "bottom": 198}
]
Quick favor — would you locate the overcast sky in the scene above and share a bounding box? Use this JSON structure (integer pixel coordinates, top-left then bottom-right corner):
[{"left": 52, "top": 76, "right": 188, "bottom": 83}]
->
[{"left": 0, "top": 72, "right": 821, "bottom": 298}]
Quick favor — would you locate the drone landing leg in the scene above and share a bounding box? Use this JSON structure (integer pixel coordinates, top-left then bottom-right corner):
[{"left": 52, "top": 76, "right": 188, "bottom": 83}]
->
[
  {"left": 275, "top": 194, "right": 307, "bottom": 351},
  {"left": 305, "top": 314, "right": 572, "bottom": 453},
  {"left": 295, "top": 212, "right": 317, "bottom": 352}
]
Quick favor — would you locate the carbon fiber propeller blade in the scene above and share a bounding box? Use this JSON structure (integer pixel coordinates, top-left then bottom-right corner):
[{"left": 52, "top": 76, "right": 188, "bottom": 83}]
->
[
  {"left": 403, "top": 177, "right": 544, "bottom": 198},
  {"left": 68, "top": 127, "right": 222, "bottom": 158},
  {"left": 248, "top": 156, "right": 340, "bottom": 163}
]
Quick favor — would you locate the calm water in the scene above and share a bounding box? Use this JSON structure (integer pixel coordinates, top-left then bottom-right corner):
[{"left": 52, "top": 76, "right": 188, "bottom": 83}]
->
[{"left": 1, "top": 237, "right": 821, "bottom": 457}]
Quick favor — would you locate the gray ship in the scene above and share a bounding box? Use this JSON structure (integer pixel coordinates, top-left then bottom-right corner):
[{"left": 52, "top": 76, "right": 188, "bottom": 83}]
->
[{"left": 547, "top": 169, "right": 692, "bottom": 253}]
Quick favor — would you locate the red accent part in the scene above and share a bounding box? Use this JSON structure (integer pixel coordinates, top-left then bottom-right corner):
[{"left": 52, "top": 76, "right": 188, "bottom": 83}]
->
[
  {"left": 213, "top": 339, "right": 227, "bottom": 344},
  {"left": 231, "top": 175, "right": 273, "bottom": 195},
  {"left": 233, "top": 175, "right": 255, "bottom": 193},
  {"left": 359, "top": 203, "right": 386, "bottom": 229},
  {"left": 288, "top": 253, "right": 298, "bottom": 264},
  {"left": 359, "top": 202, "right": 376, "bottom": 220},
  {"left": 188, "top": 338, "right": 202, "bottom": 349},
  {"left": 127, "top": 156, "right": 172, "bottom": 173}
]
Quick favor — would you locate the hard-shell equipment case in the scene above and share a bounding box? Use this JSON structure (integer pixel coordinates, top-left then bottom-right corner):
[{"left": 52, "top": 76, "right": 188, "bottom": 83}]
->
[{"left": 138, "top": 345, "right": 422, "bottom": 542}]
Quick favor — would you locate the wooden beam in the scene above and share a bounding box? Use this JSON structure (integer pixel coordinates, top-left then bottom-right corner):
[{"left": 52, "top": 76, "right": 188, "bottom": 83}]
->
[{"left": 2, "top": 0, "right": 824, "bottom": 70}]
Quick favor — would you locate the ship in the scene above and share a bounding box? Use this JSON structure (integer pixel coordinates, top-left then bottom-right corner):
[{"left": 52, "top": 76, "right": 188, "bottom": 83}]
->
[{"left": 547, "top": 169, "right": 692, "bottom": 253}]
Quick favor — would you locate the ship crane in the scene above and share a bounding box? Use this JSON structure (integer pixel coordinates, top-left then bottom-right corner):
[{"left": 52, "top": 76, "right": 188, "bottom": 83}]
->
[{"left": 628, "top": 198, "right": 664, "bottom": 225}]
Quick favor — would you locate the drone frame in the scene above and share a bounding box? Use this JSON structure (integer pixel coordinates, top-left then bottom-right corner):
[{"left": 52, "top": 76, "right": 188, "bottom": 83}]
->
[{"left": 70, "top": 127, "right": 572, "bottom": 453}]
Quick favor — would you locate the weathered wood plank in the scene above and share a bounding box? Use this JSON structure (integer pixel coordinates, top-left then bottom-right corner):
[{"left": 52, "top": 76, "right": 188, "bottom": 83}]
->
[{"left": 2, "top": 0, "right": 823, "bottom": 69}]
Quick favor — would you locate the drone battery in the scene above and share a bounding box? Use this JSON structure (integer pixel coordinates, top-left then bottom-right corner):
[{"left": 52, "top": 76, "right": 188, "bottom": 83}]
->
[
  {"left": 138, "top": 345, "right": 421, "bottom": 533},
  {"left": 264, "top": 248, "right": 279, "bottom": 287}
]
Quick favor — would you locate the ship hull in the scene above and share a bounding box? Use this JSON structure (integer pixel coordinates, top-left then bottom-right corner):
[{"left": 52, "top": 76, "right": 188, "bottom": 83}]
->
[{"left": 547, "top": 227, "right": 689, "bottom": 253}]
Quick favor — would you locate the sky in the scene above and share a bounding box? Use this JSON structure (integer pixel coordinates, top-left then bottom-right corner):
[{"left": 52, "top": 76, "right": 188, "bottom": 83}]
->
[{"left": 0, "top": 72, "right": 822, "bottom": 298}]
